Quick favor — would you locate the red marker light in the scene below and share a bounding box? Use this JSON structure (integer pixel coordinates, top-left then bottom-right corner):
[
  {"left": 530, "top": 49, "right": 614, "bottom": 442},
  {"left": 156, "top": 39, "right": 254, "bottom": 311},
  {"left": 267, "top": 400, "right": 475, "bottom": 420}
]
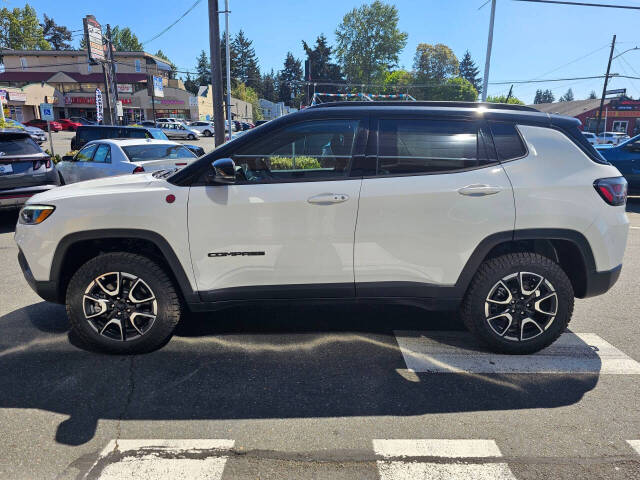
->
[{"left": 166, "top": 194, "right": 176, "bottom": 204}]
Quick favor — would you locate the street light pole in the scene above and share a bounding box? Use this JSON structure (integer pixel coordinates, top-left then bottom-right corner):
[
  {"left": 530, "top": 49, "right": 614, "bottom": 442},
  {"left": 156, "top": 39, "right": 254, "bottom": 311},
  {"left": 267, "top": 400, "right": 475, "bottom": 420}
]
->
[
  {"left": 596, "top": 34, "right": 616, "bottom": 136},
  {"left": 481, "top": 0, "right": 497, "bottom": 102},
  {"left": 224, "top": 0, "right": 232, "bottom": 139}
]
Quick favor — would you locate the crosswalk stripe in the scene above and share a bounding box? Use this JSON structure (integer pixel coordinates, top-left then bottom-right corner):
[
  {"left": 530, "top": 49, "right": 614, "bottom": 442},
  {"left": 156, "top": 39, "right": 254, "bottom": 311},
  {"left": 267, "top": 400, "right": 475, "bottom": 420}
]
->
[
  {"left": 88, "top": 439, "right": 235, "bottom": 480},
  {"left": 627, "top": 440, "right": 640, "bottom": 455},
  {"left": 394, "top": 331, "right": 640, "bottom": 374},
  {"left": 374, "top": 439, "right": 516, "bottom": 480}
]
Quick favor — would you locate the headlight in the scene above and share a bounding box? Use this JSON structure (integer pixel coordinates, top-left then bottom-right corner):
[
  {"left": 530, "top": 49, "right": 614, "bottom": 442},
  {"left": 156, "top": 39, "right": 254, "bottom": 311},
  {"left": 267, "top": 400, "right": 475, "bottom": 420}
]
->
[{"left": 19, "top": 205, "right": 55, "bottom": 225}]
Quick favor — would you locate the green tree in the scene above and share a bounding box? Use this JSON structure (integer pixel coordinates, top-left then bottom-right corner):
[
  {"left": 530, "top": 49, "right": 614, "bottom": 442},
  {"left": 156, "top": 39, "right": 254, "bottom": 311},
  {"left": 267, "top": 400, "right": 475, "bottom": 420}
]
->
[
  {"left": 41, "top": 14, "right": 71, "bottom": 50},
  {"left": 335, "top": 1, "right": 407, "bottom": 85},
  {"left": 221, "top": 34, "right": 239, "bottom": 92},
  {"left": 278, "top": 52, "right": 303, "bottom": 105},
  {"left": 427, "top": 77, "right": 478, "bottom": 101},
  {"left": 459, "top": 50, "right": 481, "bottom": 93},
  {"left": 183, "top": 72, "right": 198, "bottom": 95},
  {"left": 486, "top": 94, "right": 525, "bottom": 105},
  {"left": 302, "top": 33, "right": 342, "bottom": 93},
  {"left": 231, "top": 82, "right": 263, "bottom": 121},
  {"left": 383, "top": 69, "right": 414, "bottom": 95},
  {"left": 558, "top": 88, "right": 574, "bottom": 102},
  {"left": 413, "top": 43, "right": 459, "bottom": 82},
  {"left": 195, "top": 50, "right": 211, "bottom": 87},
  {"left": 533, "top": 89, "right": 555, "bottom": 104},
  {"left": 233, "top": 30, "right": 261, "bottom": 92},
  {"left": 588, "top": 90, "right": 597, "bottom": 99},
  {"left": 110, "top": 25, "right": 142, "bottom": 51},
  {"left": 0, "top": 4, "right": 50, "bottom": 50},
  {"left": 261, "top": 69, "right": 278, "bottom": 102}
]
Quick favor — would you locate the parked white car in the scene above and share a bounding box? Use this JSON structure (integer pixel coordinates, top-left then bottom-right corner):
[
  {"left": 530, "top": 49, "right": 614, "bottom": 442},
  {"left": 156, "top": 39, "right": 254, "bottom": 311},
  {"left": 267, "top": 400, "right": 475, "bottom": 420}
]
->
[
  {"left": 597, "top": 131, "right": 630, "bottom": 145},
  {"left": 189, "top": 121, "right": 215, "bottom": 137},
  {"left": 55, "top": 139, "right": 197, "bottom": 184},
  {"left": 15, "top": 102, "right": 629, "bottom": 355},
  {"left": 157, "top": 122, "right": 202, "bottom": 140},
  {"left": 581, "top": 131, "right": 597, "bottom": 145}
]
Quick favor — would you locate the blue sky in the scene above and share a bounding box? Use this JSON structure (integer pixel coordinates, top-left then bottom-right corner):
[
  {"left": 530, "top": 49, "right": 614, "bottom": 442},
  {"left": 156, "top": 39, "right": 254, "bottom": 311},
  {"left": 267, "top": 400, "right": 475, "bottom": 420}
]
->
[{"left": 14, "top": 0, "right": 640, "bottom": 103}]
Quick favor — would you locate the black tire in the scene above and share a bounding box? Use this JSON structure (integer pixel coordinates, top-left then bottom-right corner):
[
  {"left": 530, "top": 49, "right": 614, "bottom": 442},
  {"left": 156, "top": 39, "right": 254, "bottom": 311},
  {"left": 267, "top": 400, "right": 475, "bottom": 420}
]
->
[
  {"left": 460, "top": 252, "right": 574, "bottom": 354},
  {"left": 187, "top": 133, "right": 196, "bottom": 140},
  {"left": 203, "top": 129, "right": 212, "bottom": 137},
  {"left": 66, "top": 252, "right": 182, "bottom": 354}
]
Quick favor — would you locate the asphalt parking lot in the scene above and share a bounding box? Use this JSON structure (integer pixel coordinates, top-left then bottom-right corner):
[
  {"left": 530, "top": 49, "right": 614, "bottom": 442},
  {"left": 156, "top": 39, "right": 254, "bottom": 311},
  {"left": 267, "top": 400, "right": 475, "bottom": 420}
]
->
[{"left": 1, "top": 192, "right": 640, "bottom": 478}]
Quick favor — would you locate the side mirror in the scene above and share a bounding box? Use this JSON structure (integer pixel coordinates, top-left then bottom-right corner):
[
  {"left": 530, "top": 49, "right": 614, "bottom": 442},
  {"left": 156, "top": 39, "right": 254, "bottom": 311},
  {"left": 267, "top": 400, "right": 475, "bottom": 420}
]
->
[
  {"left": 62, "top": 155, "right": 74, "bottom": 162},
  {"left": 210, "top": 158, "right": 236, "bottom": 184}
]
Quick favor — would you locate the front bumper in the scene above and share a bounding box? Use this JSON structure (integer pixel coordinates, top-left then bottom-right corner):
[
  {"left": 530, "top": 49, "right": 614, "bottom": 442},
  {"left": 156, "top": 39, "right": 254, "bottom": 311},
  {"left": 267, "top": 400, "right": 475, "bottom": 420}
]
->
[
  {"left": 0, "top": 184, "right": 58, "bottom": 210},
  {"left": 17, "top": 250, "right": 60, "bottom": 303}
]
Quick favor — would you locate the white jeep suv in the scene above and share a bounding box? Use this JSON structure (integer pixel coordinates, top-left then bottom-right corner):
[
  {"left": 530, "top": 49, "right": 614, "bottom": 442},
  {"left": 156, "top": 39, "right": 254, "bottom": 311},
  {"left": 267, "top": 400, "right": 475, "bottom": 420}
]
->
[{"left": 15, "top": 102, "right": 629, "bottom": 354}]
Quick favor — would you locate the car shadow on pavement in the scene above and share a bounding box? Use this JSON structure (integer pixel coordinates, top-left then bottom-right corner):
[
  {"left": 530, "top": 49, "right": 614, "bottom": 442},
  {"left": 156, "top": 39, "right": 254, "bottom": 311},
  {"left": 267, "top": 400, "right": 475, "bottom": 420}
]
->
[{"left": 0, "top": 301, "right": 600, "bottom": 446}]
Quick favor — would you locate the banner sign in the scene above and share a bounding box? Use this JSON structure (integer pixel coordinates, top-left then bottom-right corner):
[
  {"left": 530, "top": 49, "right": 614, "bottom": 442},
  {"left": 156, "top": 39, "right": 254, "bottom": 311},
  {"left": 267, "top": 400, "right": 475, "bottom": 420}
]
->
[
  {"left": 95, "top": 88, "right": 103, "bottom": 123},
  {"left": 83, "top": 15, "right": 105, "bottom": 64},
  {"left": 147, "top": 75, "right": 164, "bottom": 98}
]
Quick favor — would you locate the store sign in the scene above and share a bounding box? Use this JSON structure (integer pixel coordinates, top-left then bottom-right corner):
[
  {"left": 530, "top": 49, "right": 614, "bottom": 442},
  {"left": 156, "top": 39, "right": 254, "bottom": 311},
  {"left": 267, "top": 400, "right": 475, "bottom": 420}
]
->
[
  {"left": 64, "top": 95, "right": 132, "bottom": 105},
  {"left": 0, "top": 90, "right": 6, "bottom": 101},
  {"left": 117, "top": 84, "right": 133, "bottom": 94},
  {"left": 95, "top": 89, "right": 103, "bottom": 123},
  {"left": 83, "top": 15, "right": 105, "bottom": 63},
  {"left": 7, "top": 91, "right": 26, "bottom": 102},
  {"left": 605, "top": 88, "right": 626, "bottom": 96},
  {"left": 610, "top": 100, "right": 640, "bottom": 111},
  {"left": 153, "top": 99, "right": 185, "bottom": 105}
]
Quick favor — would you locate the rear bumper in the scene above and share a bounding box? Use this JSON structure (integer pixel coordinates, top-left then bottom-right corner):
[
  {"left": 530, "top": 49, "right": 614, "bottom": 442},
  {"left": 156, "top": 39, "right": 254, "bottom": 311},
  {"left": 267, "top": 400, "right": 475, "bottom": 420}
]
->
[
  {"left": 18, "top": 250, "right": 60, "bottom": 303},
  {"left": 0, "top": 184, "right": 58, "bottom": 210},
  {"left": 582, "top": 264, "right": 622, "bottom": 298}
]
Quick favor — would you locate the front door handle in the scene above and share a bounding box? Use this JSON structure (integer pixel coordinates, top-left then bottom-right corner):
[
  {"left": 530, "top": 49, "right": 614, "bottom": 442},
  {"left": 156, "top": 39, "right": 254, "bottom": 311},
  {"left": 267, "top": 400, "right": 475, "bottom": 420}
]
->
[
  {"left": 307, "top": 193, "right": 350, "bottom": 205},
  {"left": 457, "top": 184, "right": 503, "bottom": 197}
]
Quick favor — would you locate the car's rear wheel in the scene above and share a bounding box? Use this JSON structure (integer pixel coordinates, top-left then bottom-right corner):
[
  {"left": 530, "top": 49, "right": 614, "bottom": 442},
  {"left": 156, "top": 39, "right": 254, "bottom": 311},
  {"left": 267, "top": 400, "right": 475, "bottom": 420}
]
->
[
  {"left": 66, "top": 252, "right": 182, "bottom": 354},
  {"left": 460, "top": 252, "right": 574, "bottom": 354},
  {"left": 187, "top": 133, "right": 196, "bottom": 140},
  {"left": 203, "top": 129, "right": 212, "bottom": 137}
]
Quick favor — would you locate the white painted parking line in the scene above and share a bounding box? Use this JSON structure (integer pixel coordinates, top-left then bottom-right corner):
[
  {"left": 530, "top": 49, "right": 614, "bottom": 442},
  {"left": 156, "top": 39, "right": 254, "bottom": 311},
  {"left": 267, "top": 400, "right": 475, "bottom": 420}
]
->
[
  {"left": 374, "top": 439, "right": 516, "bottom": 480},
  {"left": 630, "top": 226, "right": 640, "bottom": 230},
  {"left": 394, "top": 332, "right": 640, "bottom": 374},
  {"left": 627, "top": 440, "right": 640, "bottom": 455},
  {"left": 89, "top": 439, "right": 235, "bottom": 480}
]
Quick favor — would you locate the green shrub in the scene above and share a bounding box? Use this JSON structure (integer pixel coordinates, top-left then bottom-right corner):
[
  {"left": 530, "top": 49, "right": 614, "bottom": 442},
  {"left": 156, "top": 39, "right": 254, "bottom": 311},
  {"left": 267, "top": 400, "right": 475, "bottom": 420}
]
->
[{"left": 269, "top": 156, "right": 321, "bottom": 170}]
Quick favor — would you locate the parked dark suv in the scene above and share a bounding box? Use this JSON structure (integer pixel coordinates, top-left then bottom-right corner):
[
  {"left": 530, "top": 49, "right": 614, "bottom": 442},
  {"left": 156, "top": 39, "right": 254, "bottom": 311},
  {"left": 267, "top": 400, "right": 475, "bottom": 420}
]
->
[
  {"left": 0, "top": 130, "right": 57, "bottom": 210},
  {"left": 70, "top": 125, "right": 168, "bottom": 151}
]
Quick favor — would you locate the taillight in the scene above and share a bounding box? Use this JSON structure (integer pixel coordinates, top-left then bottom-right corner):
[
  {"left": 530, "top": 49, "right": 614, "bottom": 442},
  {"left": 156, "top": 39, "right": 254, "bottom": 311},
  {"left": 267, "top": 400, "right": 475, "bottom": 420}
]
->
[
  {"left": 33, "top": 160, "right": 41, "bottom": 170},
  {"left": 33, "top": 157, "right": 52, "bottom": 170},
  {"left": 132, "top": 166, "right": 145, "bottom": 174},
  {"left": 594, "top": 177, "right": 627, "bottom": 206}
]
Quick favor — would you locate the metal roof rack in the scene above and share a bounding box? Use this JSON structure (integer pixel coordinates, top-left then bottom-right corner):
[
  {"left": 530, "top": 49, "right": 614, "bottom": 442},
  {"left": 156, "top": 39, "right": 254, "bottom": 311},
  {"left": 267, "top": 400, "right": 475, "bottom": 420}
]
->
[{"left": 307, "top": 101, "right": 539, "bottom": 112}]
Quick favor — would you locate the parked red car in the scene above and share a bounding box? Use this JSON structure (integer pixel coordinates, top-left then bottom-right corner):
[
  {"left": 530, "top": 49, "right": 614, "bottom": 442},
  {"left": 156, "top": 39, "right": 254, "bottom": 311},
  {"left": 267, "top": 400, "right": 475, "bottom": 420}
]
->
[
  {"left": 56, "top": 118, "right": 82, "bottom": 131},
  {"left": 24, "top": 119, "right": 63, "bottom": 132}
]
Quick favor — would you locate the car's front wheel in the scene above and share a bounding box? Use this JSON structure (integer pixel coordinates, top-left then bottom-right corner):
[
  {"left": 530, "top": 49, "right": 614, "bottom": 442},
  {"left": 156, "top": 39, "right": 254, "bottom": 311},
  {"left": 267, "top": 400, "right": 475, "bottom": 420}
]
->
[
  {"left": 187, "top": 133, "right": 196, "bottom": 140},
  {"left": 66, "top": 252, "right": 182, "bottom": 354},
  {"left": 460, "top": 252, "right": 574, "bottom": 354},
  {"left": 203, "top": 129, "right": 212, "bottom": 137}
]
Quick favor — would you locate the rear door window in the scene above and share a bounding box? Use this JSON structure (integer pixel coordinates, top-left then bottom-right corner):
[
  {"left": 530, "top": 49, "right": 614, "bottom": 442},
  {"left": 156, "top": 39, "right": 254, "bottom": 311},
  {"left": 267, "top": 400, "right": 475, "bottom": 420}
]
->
[
  {"left": 93, "top": 144, "right": 111, "bottom": 163},
  {"left": 377, "top": 118, "right": 488, "bottom": 175},
  {"left": 0, "top": 134, "right": 41, "bottom": 155}
]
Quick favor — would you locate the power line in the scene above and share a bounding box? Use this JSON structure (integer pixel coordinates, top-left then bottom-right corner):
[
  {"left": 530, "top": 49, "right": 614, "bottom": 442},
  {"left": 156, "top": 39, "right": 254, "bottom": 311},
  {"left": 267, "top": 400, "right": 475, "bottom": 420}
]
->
[
  {"left": 513, "top": 0, "right": 640, "bottom": 9},
  {"left": 142, "top": 0, "right": 204, "bottom": 45}
]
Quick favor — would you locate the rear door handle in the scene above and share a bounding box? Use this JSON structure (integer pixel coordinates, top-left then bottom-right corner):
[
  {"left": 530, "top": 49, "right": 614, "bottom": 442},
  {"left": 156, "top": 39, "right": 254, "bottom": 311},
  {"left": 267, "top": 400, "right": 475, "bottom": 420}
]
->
[
  {"left": 457, "top": 184, "right": 503, "bottom": 196},
  {"left": 307, "top": 193, "right": 350, "bottom": 205}
]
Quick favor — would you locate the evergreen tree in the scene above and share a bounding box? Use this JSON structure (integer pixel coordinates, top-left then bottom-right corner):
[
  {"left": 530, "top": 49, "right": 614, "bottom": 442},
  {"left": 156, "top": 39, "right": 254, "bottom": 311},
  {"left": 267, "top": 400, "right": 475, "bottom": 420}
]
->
[
  {"left": 261, "top": 69, "right": 278, "bottom": 102},
  {"left": 278, "top": 52, "right": 303, "bottom": 105},
  {"left": 588, "top": 90, "right": 597, "bottom": 99},
  {"left": 0, "top": 4, "right": 50, "bottom": 50},
  {"left": 41, "top": 14, "right": 71, "bottom": 50},
  {"left": 558, "top": 88, "right": 574, "bottom": 102},
  {"left": 534, "top": 89, "right": 555, "bottom": 104},
  {"left": 195, "top": 50, "right": 211, "bottom": 87},
  {"left": 302, "top": 34, "right": 343, "bottom": 93},
  {"left": 183, "top": 72, "right": 198, "bottom": 95},
  {"left": 232, "top": 30, "right": 261, "bottom": 92},
  {"left": 110, "top": 25, "right": 142, "bottom": 51},
  {"left": 533, "top": 89, "right": 543, "bottom": 104},
  {"left": 154, "top": 49, "right": 176, "bottom": 79},
  {"left": 459, "top": 50, "right": 481, "bottom": 93}
]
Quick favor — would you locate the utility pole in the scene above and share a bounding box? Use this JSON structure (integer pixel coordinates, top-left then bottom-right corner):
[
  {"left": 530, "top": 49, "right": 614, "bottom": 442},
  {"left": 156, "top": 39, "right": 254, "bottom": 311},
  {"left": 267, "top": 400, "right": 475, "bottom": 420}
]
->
[
  {"left": 224, "top": 0, "right": 232, "bottom": 139},
  {"left": 209, "top": 0, "right": 225, "bottom": 146},
  {"left": 596, "top": 34, "right": 616, "bottom": 136},
  {"left": 106, "top": 24, "right": 119, "bottom": 125},
  {"left": 481, "top": 0, "right": 496, "bottom": 102},
  {"left": 505, "top": 84, "right": 513, "bottom": 103},
  {"left": 101, "top": 63, "right": 112, "bottom": 125}
]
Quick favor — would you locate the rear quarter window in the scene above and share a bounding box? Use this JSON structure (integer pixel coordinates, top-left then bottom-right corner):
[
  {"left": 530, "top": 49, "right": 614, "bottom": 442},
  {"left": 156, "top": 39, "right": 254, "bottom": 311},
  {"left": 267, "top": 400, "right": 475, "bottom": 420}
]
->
[{"left": 489, "top": 122, "right": 527, "bottom": 160}]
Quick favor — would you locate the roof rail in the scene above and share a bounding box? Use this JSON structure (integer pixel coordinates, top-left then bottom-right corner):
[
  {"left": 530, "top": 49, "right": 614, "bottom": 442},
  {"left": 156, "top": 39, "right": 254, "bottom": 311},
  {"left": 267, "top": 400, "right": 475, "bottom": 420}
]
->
[{"left": 307, "top": 101, "right": 539, "bottom": 112}]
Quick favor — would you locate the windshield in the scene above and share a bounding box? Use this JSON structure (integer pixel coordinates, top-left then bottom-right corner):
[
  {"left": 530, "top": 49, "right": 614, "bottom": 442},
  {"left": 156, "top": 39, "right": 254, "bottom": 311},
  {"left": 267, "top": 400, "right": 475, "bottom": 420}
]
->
[
  {"left": 122, "top": 144, "right": 196, "bottom": 162},
  {"left": 0, "top": 134, "right": 42, "bottom": 155},
  {"left": 148, "top": 128, "right": 169, "bottom": 140}
]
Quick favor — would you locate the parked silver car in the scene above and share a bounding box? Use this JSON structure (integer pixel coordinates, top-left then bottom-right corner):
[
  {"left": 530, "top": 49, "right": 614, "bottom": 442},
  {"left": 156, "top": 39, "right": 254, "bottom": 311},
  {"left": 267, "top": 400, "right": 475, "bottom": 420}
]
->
[
  {"left": 0, "top": 130, "right": 57, "bottom": 209},
  {"left": 56, "top": 138, "right": 197, "bottom": 184},
  {"left": 157, "top": 122, "right": 202, "bottom": 140},
  {"left": 4, "top": 119, "right": 47, "bottom": 144}
]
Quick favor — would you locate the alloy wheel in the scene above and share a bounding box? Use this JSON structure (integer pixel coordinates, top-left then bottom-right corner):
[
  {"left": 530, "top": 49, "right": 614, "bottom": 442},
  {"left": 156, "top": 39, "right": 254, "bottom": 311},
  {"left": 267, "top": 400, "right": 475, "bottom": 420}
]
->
[
  {"left": 484, "top": 271, "right": 558, "bottom": 341},
  {"left": 82, "top": 272, "right": 157, "bottom": 341}
]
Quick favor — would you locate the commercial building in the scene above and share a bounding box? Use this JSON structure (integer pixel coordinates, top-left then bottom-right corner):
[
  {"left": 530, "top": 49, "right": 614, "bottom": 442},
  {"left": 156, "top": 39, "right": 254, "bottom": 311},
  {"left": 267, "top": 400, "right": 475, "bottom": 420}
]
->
[
  {"left": 259, "top": 98, "right": 297, "bottom": 120},
  {"left": 196, "top": 85, "right": 253, "bottom": 122},
  {"left": 531, "top": 97, "right": 640, "bottom": 136}
]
